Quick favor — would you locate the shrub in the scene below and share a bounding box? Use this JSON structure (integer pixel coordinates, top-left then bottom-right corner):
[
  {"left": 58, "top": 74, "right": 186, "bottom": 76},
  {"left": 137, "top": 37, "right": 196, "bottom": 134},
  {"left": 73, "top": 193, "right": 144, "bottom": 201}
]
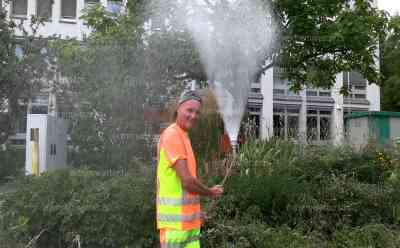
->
[
  {"left": 0, "top": 147, "right": 25, "bottom": 183},
  {"left": 332, "top": 224, "right": 400, "bottom": 248},
  {"left": 202, "top": 139, "right": 400, "bottom": 246},
  {"left": 0, "top": 169, "right": 156, "bottom": 247}
]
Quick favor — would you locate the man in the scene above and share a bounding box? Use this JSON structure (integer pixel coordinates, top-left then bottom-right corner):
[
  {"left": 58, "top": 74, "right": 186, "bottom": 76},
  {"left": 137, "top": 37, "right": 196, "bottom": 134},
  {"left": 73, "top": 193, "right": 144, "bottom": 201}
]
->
[{"left": 157, "top": 90, "right": 224, "bottom": 248}]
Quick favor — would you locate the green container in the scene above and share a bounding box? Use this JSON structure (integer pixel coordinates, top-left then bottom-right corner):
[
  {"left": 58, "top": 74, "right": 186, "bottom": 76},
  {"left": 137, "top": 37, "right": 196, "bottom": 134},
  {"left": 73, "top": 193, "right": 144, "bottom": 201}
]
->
[{"left": 345, "top": 111, "right": 400, "bottom": 147}]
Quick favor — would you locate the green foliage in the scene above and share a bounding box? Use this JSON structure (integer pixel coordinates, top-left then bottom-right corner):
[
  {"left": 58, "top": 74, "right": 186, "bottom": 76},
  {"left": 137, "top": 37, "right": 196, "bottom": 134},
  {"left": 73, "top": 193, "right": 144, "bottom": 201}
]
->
[
  {"left": 332, "top": 224, "right": 400, "bottom": 248},
  {"left": 0, "top": 148, "right": 25, "bottom": 183},
  {"left": 202, "top": 140, "right": 400, "bottom": 246},
  {"left": 0, "top": 169, "right": 156, "bottom": 247},
  {"left": 3, "top": 141, "right": 400, "bottom": 246},
  {"left": 381, "top": 15, "right": 400, "bottom": 111},
  {"left": 190, "top": 112, "right": 224, "bottom": 165},
  {"left": 274, "top": 0, "right": 387, "bottom": 91}
]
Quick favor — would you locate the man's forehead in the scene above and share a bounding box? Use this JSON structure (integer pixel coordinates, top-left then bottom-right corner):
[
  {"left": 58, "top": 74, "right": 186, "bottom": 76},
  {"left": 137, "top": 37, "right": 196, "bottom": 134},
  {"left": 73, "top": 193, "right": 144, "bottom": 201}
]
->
[{"left": 179, "top": 99, "right": 202, "bottom": 109}]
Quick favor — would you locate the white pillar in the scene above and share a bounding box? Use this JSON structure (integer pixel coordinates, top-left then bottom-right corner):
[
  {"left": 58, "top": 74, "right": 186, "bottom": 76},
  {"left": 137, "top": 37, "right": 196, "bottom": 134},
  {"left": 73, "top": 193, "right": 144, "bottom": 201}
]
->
[
  {"left": 299, "top": 89, "right": 307, "bottom": 143},
  {"left": 367, "top": 83, "right": 380, "bottom": 111},
  {"left": 191, "top": 80, "right": 196, "bottom": 91},
  {"left": 367, "top": 25, "right": 381, "bottom": 111},
  {"left": 28, "top": 0, "right": 36, "bottom": 16},
  {"left": 53, "top": 0, "right": 61, "bottom": 22},
  {"left": 260, "top": 67, "right": 273, "bottom": 140},
  {"left": 332, "top": 73, "right": 344, "bottom": 145}
]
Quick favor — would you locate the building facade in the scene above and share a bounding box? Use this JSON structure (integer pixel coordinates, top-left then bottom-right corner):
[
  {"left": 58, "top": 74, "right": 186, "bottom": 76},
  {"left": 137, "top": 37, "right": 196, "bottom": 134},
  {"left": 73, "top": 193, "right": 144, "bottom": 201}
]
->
[
  {"left": 2, "top": 0, "right": 124, "bottom": 39},
  {"left": 247, "top": 69, "right": 380, "bottom": 144}
]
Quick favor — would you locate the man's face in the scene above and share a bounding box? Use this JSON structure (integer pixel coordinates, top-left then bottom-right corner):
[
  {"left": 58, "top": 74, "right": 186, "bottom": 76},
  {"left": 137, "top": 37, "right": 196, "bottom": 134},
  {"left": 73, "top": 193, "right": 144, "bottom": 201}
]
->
[{"left": 176, "top": 100, "right": 202, "bottom": 131}]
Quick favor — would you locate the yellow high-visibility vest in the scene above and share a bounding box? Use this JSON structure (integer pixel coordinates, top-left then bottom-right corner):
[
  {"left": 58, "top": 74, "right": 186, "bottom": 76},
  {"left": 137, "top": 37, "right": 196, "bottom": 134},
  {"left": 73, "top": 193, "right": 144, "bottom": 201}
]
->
[{"left": 156, "top": 124, "right": 201, "bottom": 230}]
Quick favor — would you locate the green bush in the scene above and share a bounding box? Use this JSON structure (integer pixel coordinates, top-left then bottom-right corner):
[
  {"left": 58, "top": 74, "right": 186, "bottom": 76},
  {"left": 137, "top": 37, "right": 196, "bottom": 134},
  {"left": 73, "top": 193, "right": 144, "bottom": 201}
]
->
[
  {"left": 0, "top": 147, "right": 25, "bottom": 183},
  {"left": 201, "top": 140, "right": 400, "bottom": 247},
  {"left": 3, "top": 140, "right": 400, "bottom": 247},
  {"left": 332, "top": 224, "right": 400, "bottom": 248},
  {"left": 0, "top": 169, "right": 156, "bottom": 247}
]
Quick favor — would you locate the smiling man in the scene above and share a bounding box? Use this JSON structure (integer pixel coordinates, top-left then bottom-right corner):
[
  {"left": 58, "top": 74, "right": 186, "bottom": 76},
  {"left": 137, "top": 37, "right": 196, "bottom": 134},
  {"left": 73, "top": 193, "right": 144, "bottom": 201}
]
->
[{"left": 156, "top": 90, "right": 223, "bottom": 248}]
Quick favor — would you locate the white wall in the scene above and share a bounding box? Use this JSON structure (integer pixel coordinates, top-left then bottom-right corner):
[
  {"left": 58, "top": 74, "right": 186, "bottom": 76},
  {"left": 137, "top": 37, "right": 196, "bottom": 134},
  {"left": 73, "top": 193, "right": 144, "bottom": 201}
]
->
[
  {"left": 347, "top": 117, "right": 369, "bottom": 148},
  {"left": 5, "top": 0, "right": 96, "bottom": 40}
]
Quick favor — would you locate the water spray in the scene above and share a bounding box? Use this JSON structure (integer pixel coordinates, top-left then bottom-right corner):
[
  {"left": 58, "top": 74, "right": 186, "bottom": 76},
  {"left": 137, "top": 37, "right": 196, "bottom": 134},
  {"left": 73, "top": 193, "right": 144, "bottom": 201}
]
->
[{"left": 182, "top": 0, "right": 276, "bottom": 151}]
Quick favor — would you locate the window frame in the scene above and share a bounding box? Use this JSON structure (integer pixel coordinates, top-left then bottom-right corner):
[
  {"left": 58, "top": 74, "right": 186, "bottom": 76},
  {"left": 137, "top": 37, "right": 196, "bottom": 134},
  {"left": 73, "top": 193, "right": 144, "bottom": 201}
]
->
[
  {"left": 60, "top": 0, "right": 77, "bottom": 20},
  {"left": 273, "top": 106, "right": 300, "bottom": 140},
  {"left": 36, "top": 0, "right": 53, "bottom": 21},
  {"left": 11, "top": 0, "right": 28, "bottom": 17},
  {"left": 306, "top": 109, "right": 332, "bottom": 141}
]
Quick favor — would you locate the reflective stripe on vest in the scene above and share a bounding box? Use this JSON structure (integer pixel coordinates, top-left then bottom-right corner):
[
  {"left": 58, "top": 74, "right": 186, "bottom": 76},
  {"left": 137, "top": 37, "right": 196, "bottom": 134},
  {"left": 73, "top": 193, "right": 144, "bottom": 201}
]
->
[
  {"left": 158, "top": 195, "right": 200, "bottom": 206},
  {"left": 161, "top": 236, "right": 200, "bottom": 248},
  {"left": 158, "top": 212, "right": 201, "bottom": 222},
  {"left": 160, "top": 228, "right": 200, "bottom": 248}
]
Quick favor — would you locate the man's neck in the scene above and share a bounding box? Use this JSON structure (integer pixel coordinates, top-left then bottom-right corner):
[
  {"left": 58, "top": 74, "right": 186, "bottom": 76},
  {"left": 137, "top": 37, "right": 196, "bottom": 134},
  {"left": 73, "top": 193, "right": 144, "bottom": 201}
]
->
[{"left": 175, "top": 121, "right": 188, "bottom": 132}]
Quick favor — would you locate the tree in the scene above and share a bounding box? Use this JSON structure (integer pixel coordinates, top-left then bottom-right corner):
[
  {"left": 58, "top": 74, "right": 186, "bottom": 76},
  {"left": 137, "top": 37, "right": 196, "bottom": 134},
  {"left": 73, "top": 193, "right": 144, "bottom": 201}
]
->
[
  {"left": 381, "top": 15, "right": 400, "bottom": 111},
  {"left": 0, "top": 3, "right": 57, "bottom": 146},
  {"left": 55, "top": 3, "right": 200, "bottom": 168},
  {"left": 266, "top": 0, "right": 386, "bottom": 91}
]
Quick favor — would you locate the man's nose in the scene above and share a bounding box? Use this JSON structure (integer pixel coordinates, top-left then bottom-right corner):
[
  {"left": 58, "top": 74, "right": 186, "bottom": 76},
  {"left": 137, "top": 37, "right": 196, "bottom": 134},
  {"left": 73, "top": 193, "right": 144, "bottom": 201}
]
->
[{"left": 190, "top": 112, "right": 198, "bottom": 119}]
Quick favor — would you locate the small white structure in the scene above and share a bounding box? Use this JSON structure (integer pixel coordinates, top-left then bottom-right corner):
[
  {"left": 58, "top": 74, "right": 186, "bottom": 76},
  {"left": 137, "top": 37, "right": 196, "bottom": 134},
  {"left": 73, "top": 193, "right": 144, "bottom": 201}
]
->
[{"left": 25, "top": 114, "right": 68, "bottom": 175}]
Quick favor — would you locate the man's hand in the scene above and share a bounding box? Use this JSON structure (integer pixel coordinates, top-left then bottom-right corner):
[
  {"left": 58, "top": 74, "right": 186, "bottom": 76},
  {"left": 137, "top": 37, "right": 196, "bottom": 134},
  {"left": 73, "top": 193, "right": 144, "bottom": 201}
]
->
[{"left": 209, "top": 185, "right": 223, "bottom": 198}]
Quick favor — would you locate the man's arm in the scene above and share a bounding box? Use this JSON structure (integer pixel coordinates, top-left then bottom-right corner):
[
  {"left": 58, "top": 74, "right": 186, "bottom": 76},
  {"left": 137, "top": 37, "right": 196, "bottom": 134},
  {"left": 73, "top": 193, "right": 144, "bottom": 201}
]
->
[{"left": 174, "top": 159, "right": 223, "bottom": 198}]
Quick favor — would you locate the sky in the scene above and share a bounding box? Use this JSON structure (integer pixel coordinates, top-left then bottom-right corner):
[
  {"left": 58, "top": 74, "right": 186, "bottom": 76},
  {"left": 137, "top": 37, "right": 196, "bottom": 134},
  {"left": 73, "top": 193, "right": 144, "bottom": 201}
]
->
[{"left": 378, "top": 0, "right": 400, "bottom": 16}]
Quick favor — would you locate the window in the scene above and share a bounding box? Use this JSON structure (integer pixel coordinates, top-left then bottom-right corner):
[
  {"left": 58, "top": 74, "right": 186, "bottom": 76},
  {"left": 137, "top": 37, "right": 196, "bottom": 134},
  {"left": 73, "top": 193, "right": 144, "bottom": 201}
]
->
[
  {"left": 11, "top": 0, "right": 27, "bottom": 16},
  {"left": 85, "top": 0, "right": 99, "bottom": 9},
  {"left": 37, "top": 0, "right": 53, "bottom": 20},
  {"left": 61, "top": 0, "right": 76, "bottom": 19},
  {"left": 273, "top": 89, "right": 285, "bottom": 95},
  {"left": 307, "top": 89, "right": 331, "bottom": 97},
  {"left": 107, "top": 1, "right": 122, "bottom": 13},
  {"left": 320, "top": 117, "right": 330, "bottom": 140},
  {"left": 307, "top": 109, "right": 332, "bottom": 141},
  {"left": 355, "top": 85, "right": 366, "bottom": 90},
  {"left": 319, "top": 91, "right": 331, "bottom": 97},
  {"left": 306, "top": 116, "right": 318, "bottom": 140},
  {"left": 306, "top": 90, "right": 318, "bottom": 96},
  {"left": 355, "top": 94, "right": 366, "bottom": 99},
  {"left": 343, "top": 71, "right": 367, "bottom": 100},
  {"left": 31, "top": 105, "right": 48, "bottom": 114},
  {"left": 10, "top": 139, "right": 25, "bottom": 146},
  {"left": 287, "top": 116, "right": 299, "bottom": 138},
  {"left": 273, "top": 114, "right": 285, "bottom": 138},
  {"left": 245, "top": 115, "right": 260, "bottom": 138},
  {"left": 287, "top": 90, "right": 299, "bottom": 96},
  {"left": 273, "top": 106, "right": 300, "bottom": 139},
  {"left": 251, "top": 88, "right": 261, "bottom": 93},
  {"left": 16, "top": 110, "right": 27, "bottom": 133}
]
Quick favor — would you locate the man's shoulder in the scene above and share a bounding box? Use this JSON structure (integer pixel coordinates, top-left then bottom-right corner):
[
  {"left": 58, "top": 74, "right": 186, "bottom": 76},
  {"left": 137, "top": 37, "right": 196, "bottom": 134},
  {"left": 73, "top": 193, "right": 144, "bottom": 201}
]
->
[{"left": 161, "top": 123, "right": 180, "bottom": 138}]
